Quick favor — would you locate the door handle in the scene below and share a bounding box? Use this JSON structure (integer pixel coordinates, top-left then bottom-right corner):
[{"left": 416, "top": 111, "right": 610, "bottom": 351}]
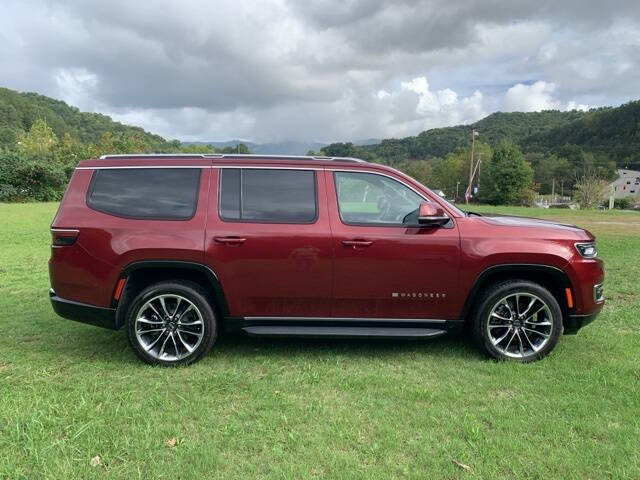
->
[
  {"left": 214, "top": 236, "right": 246, "bottom": 246},
  {"left": 342, "top": 239, "right": 373, "bottom": 249}
]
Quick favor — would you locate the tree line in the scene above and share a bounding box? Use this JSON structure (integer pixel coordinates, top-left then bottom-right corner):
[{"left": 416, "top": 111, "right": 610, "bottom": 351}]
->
[{"left": 316, "top": 137, "right": 618, "bottom": 207}]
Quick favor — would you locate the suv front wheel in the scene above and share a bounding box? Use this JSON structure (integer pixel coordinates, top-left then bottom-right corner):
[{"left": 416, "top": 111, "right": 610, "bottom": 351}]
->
[
  {"left": 126, "top": 281, "right": 217, "bottom": 366},
  {"left": 472, "top": 280, "right": 563, "bottom": 362}
]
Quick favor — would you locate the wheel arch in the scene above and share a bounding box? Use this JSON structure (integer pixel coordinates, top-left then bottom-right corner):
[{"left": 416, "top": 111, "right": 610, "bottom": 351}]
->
[
  {"left": 113, "top": 261, "right": 229, "bottom": 329},
  {"left": 459, "top": 264, "right": 572, "bottom": 324}
]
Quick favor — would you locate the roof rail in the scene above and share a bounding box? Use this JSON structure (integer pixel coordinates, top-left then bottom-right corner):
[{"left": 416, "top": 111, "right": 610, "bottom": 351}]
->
[
  {"left": 99, "top": 154, "right": 205, "bottom": 159},
  {"left": 98, "top": 153, "right": 367, "bottom": 163}
]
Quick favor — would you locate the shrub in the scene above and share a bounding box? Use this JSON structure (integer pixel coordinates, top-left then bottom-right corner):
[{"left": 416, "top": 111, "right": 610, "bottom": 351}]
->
[
  {"left": 614, "top": 197, "right": 633, "bottom": 210},
  {"left": 0, "top": 183, "right": 19, "bottom": 201},
  {"left": 0, "top": 153, "right": 66, "bottom": 201},
  {"left": 573, "top": 175, "right": 607, "bottom": 209}
]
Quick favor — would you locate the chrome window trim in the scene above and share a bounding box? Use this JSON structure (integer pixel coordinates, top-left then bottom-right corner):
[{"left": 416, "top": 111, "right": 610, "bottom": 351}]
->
[
  {"left": 76, "top": 165, "right": 204, "bottom": 170},
  {"left": 76, "top": 165, "right": 322, "bottom": 171},
  {"left": 215, "top": 166, "right": 321, "bottom": 171},
  {"left": 75, "top": 165, "right": 460, "bottom": 219}
]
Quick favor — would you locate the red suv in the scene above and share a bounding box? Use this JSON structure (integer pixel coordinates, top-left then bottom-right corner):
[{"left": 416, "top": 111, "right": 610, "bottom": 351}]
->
[{"left": 49, "top": 154, "right": 604, "bottom": 365}]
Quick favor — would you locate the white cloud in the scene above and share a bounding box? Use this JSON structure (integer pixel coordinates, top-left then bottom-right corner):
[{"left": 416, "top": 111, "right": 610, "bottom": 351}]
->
[
  {"left": 388, "top": 76, "right": 485, "bottom": 132},
  {"left": 503, "top": 81, "right": 561, "bottom": 111},
  {"left": 503, "top": 81, "right": 591, "bottom": 112},
  {"left": 537, "top": 43, "right": 558, "bottom": 63},
  {"left": 566, "top": 101, "right": 590, "bottom": 111},
  {"left": 54, "top": 68, "right": 98, "bottom": 111}
]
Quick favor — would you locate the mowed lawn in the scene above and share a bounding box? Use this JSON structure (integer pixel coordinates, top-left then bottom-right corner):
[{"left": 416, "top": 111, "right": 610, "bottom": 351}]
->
[{"left": 1, "top": 203, "right": 639, "bottom": 479}]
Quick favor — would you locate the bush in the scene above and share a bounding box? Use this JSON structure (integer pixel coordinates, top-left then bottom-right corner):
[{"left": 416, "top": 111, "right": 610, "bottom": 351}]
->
[
  {"left": 614, "top": 197, "right": 633, "bottom": 210},
  {"left": 0, "top": 183, "right": 19, "bottom": 201},
  {"left": 0, "top": 153, "right": 66, "bottom": 201}
]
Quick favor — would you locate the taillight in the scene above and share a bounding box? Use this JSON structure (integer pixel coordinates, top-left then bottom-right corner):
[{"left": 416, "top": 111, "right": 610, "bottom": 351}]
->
[{"left": 51, "top": 229, "right": 79, "bottom": 246}]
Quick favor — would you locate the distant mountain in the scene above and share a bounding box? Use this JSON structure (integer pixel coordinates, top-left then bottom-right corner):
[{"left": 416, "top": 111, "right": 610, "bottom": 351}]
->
[
  {"left": 183, "top": 140, "right": 326, "bottom": 155},
  {"left": 353, "top": 138, "right": 381, "bottom": 146},
  {"left": 362, "top": 110, "right": 589, "bottom": 160},
  {"left": 184, "top": 138, "right": 381, "bottom": 155},
  {"left": 184, "top": 139, "right": 260, "bottom": 150}
]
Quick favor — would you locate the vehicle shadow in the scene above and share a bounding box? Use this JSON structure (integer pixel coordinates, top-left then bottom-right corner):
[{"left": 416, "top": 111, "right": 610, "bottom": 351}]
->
[
  {"left": 31, "top": 317, "right": 485, "bottom": 365},
  {"left": 212, "top": 331, "right": 484, "bottom": 362}
]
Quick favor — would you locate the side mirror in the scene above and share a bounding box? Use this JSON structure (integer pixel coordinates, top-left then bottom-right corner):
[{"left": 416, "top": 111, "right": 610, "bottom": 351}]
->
[{"left": 418, "top": 202, "right": 449, "bottom": 226}]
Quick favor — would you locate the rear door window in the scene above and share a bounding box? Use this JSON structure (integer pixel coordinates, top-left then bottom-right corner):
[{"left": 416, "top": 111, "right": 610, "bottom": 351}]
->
[
  {"left": 219, "top": 168, "right": 317, "bottom": 223},
  {"left": 87, "top": 168, "right": 201, "bottom": 220}
]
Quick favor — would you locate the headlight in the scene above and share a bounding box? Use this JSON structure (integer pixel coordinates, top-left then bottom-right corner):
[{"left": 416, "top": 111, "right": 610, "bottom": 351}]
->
[{"left": 575, "top": 242, "right": 597, "bottom": 258}]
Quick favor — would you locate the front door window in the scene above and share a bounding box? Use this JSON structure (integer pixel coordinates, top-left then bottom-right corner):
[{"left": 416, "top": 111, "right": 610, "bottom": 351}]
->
[{"left": 334, "top": 171, "right": 423, "bottom": 226}]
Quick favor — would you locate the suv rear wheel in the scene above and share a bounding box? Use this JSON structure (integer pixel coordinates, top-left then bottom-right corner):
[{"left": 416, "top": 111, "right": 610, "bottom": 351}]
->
[
  {"left": 126, "top": 281, "right": 217, "bottom": 366},
  {"left": 472, "top": 280, "right": 563, "bottom": 362}
]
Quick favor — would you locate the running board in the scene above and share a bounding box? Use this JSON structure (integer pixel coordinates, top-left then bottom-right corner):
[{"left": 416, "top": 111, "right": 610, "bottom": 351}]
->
[{"left": 241, "top": 325, "right": 447, "bottom": 339}]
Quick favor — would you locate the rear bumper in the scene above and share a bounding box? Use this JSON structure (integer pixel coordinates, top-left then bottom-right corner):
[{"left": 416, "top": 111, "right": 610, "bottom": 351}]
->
[
  {"left": 50, "top": 289, "right": 118, "bottom": 330},
  {"left": 564, "top": 307, "right": 602, "bottom": 335}
]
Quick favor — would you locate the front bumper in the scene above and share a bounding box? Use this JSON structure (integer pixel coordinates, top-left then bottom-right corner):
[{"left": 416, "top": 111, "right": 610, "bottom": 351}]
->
[
  {"left": 50, "top": 289, "right": 118, "bottom": 330},
  {"left": 564, "top": 307, "right": 602, "bottom": 335}
]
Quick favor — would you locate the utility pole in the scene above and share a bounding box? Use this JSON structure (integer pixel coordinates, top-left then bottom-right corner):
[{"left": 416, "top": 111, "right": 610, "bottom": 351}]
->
[
  {"left": 456, "top": 181, "right": 460, "bottom": 200},
  {"left": 476, "top": 153, "right": 482, "bottom": 193},
  {"left": 608, "top": 184, "right": 615, "bottom": 210},
  {"left": 551, "top": 177, "right": 555, "bottom": 205},
  {"left": 467, "top": 129, "right": 476, "bottom": 204}
]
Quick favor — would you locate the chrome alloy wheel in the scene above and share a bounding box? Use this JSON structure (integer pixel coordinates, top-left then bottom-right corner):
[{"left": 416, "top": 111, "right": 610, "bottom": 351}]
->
[
  {"left": 134, "top": 294, "right": 204, "bottom": 362},
  {"left": 486, "top": 293, "right": 554, "bottom": 359}
]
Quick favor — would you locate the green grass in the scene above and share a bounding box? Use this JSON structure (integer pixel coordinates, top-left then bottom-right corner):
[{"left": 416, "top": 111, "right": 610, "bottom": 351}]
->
[{"left": 1, "top": 202, "right": 639, "bottom": 479}]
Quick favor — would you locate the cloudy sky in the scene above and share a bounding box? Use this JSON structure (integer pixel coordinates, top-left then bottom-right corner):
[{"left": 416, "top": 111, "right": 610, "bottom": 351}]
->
[{"left": 1, "top": 0, "right": 639, "bottom": 143}]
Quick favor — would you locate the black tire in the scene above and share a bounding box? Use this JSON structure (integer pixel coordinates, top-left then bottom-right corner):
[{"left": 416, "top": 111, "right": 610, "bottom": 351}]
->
[
  {"left": 126, "top": 280, "right": 217, "bottom": 366},
  {"left": 472, "top": 280, "right": 563, "bottom": 362}
]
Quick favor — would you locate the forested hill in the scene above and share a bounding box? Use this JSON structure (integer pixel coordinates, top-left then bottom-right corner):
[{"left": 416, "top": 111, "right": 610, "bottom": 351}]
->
[
  {"left": 379, "top": 110, "right": 588, "bottom": 159},
  {"left": 0, "top": 87, "right": 169, "bottom": 150},
  {"left": 520, "top": 101, "right": 640, "bottom": 164},
  {"left": 323, "top": 101, "right": 640, "bottom": 167}
]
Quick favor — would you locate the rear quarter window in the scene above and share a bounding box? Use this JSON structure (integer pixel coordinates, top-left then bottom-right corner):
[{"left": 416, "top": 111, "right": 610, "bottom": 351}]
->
[{"left": 86, "top": 168, "right": 201, "bottom": 220}]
